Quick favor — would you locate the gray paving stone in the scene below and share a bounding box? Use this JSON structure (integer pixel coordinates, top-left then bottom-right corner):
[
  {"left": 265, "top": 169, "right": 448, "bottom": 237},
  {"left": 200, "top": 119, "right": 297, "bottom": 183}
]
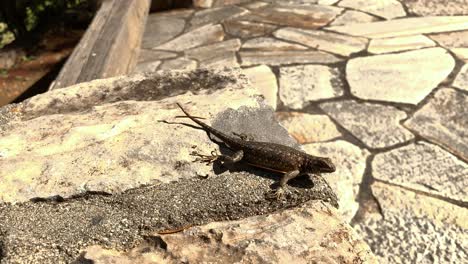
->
[
  {"left": 346, "top": 48, "right": 455, "bottom": 104},
  {"left": 404, "top": 0, "right": 468, "bottom": 16},
  {"left": 274, "top": 27, "right": 368, "bottom": 56},
  {"left": 304, "top": 140, "right": 370, "bottom": 222},
  {"left": 156, "top": 24, "right": 224, "bottom": 52},
  {"left": 141, "top": 15, "right": 185, "bottom": 49},
  {"left": 223, "top": 20, "right": 277, "bottom": 38},
  {"left": 330, "top": 10, "right": 379, "bottom": 26},
  {"left": 279, "top": 65, "right": 343, "bottom": 109},
  {"left": 372, "top": 142, "right": 468, "bottom": 203},
  {"left": 453, "top": 64, "right": 468, "bottom": 91},
  {"left": 242, "top": 37, "right": 307, "bottom": 51},
  {"left": 327, "top": 16, "right": 468, "bottom": 39},
  {"left": 404, "top": 87, "right": 468, "bottom": 161},
  {"left": 339, "top": 0, "right": 406, "bottom": 19},
  {"left": 275, "top": 112, "right": 342, "bottom": 144},
  {"left": 239, "top": 50, "right": 342, "bottom": 66},
  {"left": 320, "top": 100, "right": 414, "bottom": 149},
  {"left": 238, "top": 3, "right": 342, "bottom": 29},
  {"left": 137, "top": 50, "right": 177, "bottom": 63},
  {"left": 368, "top": 35, "right": 436, "bottom": 54},
  {"left": 189, "top": 5, "right": 248, "bottom": 29},
  {"left": 159, "top": 57, "right": 198, "bottom": 71},
  {"left": 354, "top": 207, "right": 467, "bottom": 264}
]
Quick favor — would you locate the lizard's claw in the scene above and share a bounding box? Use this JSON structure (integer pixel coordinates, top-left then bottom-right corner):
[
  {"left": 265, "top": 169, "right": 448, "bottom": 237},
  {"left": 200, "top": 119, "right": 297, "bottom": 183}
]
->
[{"left": 190, "top": 150, "right": 219, "bottom": 165}]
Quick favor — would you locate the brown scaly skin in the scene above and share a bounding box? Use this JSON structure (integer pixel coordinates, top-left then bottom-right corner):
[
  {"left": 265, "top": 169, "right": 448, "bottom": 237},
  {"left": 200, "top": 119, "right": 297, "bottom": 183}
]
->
[{"left": 177, "top": 103, "right": 336, "bottom": 199}]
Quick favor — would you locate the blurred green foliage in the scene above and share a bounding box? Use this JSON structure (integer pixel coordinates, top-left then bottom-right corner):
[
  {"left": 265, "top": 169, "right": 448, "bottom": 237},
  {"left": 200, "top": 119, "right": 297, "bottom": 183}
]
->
[{"left": 0, "top": 0, "right": 96, "bottom": 48}]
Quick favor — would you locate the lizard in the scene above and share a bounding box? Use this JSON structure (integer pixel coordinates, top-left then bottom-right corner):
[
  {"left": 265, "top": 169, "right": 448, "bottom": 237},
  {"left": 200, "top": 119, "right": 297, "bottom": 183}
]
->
[{"left": 176, "top": 103, "right": 336, "bottom": 199}]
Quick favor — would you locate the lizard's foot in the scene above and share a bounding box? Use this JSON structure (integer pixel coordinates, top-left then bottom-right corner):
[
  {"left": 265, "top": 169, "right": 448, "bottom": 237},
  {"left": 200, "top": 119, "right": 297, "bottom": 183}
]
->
[
  {"left": 266, "top": 187, "right": 287, "bottom": 201},
  {"left": 190, "top": 150, "right": 219, "bottom": 165}
]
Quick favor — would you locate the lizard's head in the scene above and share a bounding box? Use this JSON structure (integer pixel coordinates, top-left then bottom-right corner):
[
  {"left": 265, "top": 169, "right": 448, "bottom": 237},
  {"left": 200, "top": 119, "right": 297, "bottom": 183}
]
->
[{"left": 304, "top": 156, "right": 336, "bottom": 174}]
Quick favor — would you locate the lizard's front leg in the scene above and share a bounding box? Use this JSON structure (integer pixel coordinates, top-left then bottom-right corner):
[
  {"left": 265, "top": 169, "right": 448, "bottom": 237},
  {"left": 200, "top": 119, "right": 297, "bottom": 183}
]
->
[{"left": 271, "top": 170, "right": 300, "bottom": 200}]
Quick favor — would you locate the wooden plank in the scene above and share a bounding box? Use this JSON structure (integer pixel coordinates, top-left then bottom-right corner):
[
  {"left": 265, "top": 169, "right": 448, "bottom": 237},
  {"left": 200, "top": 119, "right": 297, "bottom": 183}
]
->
[{"left": 50, "top": 0, "right": 151, "bottom": 90}]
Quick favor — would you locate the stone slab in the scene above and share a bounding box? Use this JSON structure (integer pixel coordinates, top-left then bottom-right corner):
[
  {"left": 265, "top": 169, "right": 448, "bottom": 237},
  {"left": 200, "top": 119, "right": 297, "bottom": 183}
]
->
[
  {"left": 275, "top": 111, "right": 342, "bottom": 144},
  {"left": 279, "top": 65, "right": 343, "bottom": 109},
  {"left": 327, "top": 16, "right": 468, "bottom": 38},
  {"left": 223, "top": 19, "right": 277, "bottom": 38},
  {"left": 189, "top": 5, "right": 248, "bottom": 29},
  {"left": 240, "top": 50, "right": 342, "bottom": 66},
  {"left": 238, "top": 3, "right": 342, "bottom": 29},
  {"left": 330, "top": 10, "right": 379, "bottom": 26},
  {"left": 159, "top": 57, "right": 198, "bottom": 71},
  {"left": 372, "top": 142, "right": 468, "bottom": 203},
  {"left": 320, "top": 100, "right": 414, "bottom": 149},
  {"left": 185, "top": 39, "right": 242, "bottom": 61},
  {"left": 156, "top": 24, "right": 225, "bottom": 51},
  {"left": 346, "top": 48, "right": 455, "bottom": 104},
  {"left": 141, "top": 14, "right": 185, "bottom": 49},
  {"left": 133, "top": 60, "right": 161, "bottom": 73},
  {"left": 242, "top": 37, "right": 307, "bottom": 51},
  {"left": 243, "top": 65, "right": 278, "bottom": 109},
  {"left": 338, "top": 0, "right": 406, "bottom": 19},
  {"left": 404, "top": 87, "right": 468, "bottom": 161},
  {"left": 428, "top": 30, "right": 468, "bottom": 48},
  {"left": 368, "top": 35, "right": 436, "bottom": 54},
  {"left": 274, "top": 27, "right": 368, "bottom": 56},
  {"left": 405, "top": 0, "right": 468, "bottom": 16},
  {"left": 304, "top": 140, "right": 370, "bottom": 222},
  {"left": 137, "top": 49, "right": 177, "bottom": 63}
]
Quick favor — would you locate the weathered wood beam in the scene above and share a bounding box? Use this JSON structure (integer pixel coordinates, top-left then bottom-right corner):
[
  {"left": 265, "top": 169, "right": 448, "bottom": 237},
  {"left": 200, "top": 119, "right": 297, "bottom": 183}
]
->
[{"left": 50, "top": 0, "right": 151, "bottom": 90}]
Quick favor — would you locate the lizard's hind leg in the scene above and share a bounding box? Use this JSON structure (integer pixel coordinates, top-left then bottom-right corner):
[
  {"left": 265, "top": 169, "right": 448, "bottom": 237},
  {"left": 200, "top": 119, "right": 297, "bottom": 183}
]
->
[{"left": 191, "top": 150, "right": 244, "bottom": 165}]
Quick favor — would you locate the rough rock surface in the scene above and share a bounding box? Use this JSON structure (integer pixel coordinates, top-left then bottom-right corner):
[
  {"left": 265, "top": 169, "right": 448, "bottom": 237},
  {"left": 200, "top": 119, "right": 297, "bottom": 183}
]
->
[
  {"left": 223, "top": 19, "right": 277, "bottom": 38},
  {"left": 304, "top": 141, "right": 370, "bottom": 222},
  {"left": 78, "top": 201, "right": 377, "bottom": 264},
  {"left": 404, "top": 87, "right": 467, "bottom": 161},
  {"left": 320, "top": 100, "right": 414, "bottom": 149},
  {"left": 404, "top": 0, "right": 468, "bottom": 16},
  {"left": 242, "top": 37, "right": 307, "bottom": 51},
  {"left": 346, "top": 48, "right": 455, "bottom": 104},
  {"left": 240, "top": 50, "right": 342, "bottom": 66},
  {"left": 372, "top": 142, "right": 467, "bottom": 203},
  {"left": 0, "top": 68, "right": 352, "bottom": 263},
  {"left": 279, "top": 64, "right": 343, "bottom": 109}
]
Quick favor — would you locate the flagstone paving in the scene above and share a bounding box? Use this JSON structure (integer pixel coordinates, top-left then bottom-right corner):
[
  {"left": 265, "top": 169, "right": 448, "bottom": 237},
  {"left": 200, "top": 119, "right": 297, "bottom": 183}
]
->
[{"left": 136, "top": 1, "right": 468, "bottom": 263}]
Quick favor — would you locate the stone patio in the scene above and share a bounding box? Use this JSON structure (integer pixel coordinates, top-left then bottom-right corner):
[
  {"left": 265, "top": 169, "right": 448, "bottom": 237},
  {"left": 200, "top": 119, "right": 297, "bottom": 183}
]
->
[{"left": 135, "top": 1, "right": 467, "bottom": 263}]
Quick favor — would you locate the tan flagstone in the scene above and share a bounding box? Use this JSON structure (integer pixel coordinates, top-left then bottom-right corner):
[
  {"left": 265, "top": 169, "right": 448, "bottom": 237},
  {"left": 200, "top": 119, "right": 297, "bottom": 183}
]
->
[
  {"left": 338, "top": 0, "right": 406, "bottom": 19},
  {"left": 451, "top": 48, "right": 468, "bottom": 62},
  {"left": 243, "top": 65, "right": 278, "bottom": 109},
  {"left": 189, "top": 5, "right": 248, "bottom": 29},
  {"left": 279, "top": 65, "right": 343, "bottom": 109},
  {"left": 274, "top": 27, "right": 367, "bottom": 56},
  {"left": 346, "top": 48, "right": 455, "bottom": 104},
  {"left": 275, "top": 112, "right": 342, "bottom": 144},
  {"left": 330, "top": 10, "right": 379, "bottom": 26},
  {"left": 159, "top": 57, "right": 198, "bottom": 71},
  {"left": 242, "top": 37, "right": 307, "bottom": 50},
  {"left": 185, "top": 39, "right": 241, "bottom": 61},
  {"left": 240, "top": 50, "right": 342, "bottom": 66},
  {"left": 405, "top": 0, "right": 468, "bottom": 16},
  {"left": 223, "top": 20, "right": 277, "bottom": 38},
  {"left": 368, "top": 35, "right": 436, "bottom": 54},
  {"left": 156, "top": 24, "right": 224, "bottom": 51},
  {"left": 239, "top": 4, "right": 342, "bottom": 29},
  {"left": 327, "top": 16, "right": 468, "bottom": 38}
]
